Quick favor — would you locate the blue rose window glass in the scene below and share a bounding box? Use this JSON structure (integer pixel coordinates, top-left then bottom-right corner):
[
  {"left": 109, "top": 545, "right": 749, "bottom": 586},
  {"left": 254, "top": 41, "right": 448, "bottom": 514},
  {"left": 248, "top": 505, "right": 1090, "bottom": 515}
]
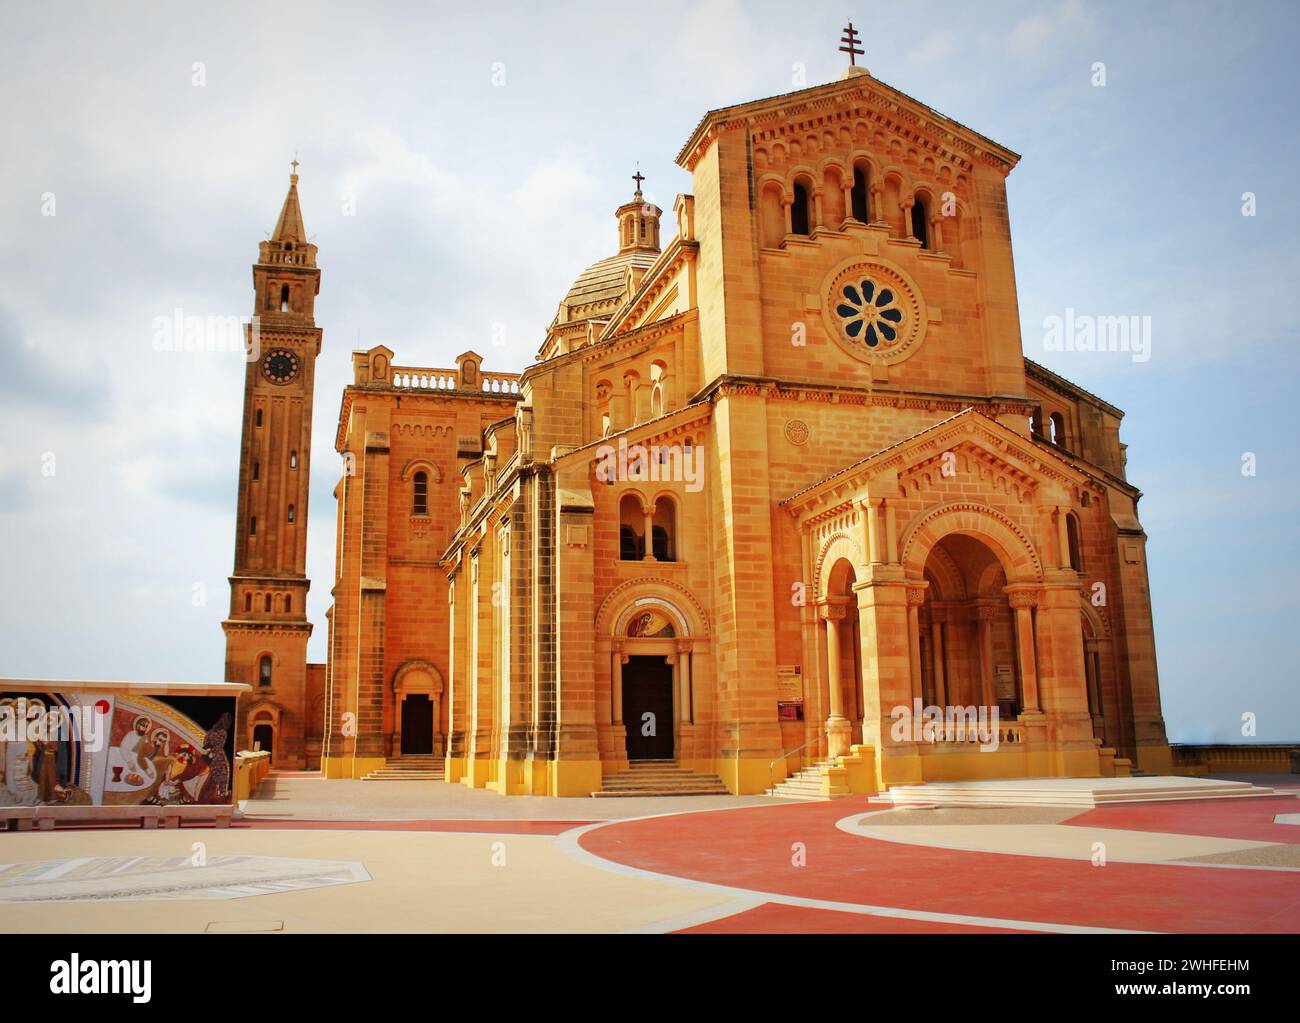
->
[{"left": 835, "top": 278, "right": 905, "bottom": 348}]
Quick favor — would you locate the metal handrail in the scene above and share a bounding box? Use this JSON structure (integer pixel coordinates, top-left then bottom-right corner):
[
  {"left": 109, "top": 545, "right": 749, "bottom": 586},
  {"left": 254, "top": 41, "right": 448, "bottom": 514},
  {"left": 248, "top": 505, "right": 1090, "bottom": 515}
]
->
[{"left": 769, "top": 729, "right": 830, "bottom": 791}]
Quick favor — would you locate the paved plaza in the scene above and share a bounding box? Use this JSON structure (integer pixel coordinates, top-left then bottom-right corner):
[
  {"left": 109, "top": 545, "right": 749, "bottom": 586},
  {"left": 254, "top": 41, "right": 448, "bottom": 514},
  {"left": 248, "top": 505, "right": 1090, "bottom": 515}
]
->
[{"left": 0, "top": 774, "right": 1296, "bottom": 933}]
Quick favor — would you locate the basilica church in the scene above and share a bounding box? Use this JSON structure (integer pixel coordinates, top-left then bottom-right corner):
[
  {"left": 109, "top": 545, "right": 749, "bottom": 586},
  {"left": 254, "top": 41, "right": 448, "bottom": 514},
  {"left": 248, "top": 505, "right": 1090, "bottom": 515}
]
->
[{"left": 222, "top": 55, "right": 1172, "bottom": 796}]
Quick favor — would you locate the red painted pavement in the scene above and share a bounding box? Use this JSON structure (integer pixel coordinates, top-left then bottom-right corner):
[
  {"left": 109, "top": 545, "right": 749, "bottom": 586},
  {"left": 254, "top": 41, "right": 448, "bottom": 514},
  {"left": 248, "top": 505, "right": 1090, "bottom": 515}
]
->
[
  {"left": 1063, "top": 795, "right": 1300, "bottom": 845},
  {"left": 578, "top": 798, "right": 1300, "bottom": 933},
  {"left": 677, "top": 902, "right": 1026, "bottom": 934}
]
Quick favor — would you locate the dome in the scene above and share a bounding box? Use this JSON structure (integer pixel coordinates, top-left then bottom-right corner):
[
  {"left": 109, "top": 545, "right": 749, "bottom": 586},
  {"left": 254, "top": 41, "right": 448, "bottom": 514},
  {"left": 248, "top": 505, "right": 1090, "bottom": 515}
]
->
[{"left": 558, "top": 249, "right": 660, "bottom": 321}]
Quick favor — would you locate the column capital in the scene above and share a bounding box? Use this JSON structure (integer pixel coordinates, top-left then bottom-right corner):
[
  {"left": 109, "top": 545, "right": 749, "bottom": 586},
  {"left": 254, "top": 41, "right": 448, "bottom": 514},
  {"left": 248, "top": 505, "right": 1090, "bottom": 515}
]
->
[
  {"left": 1004, "top": 586, "right": 1042, "bottom": 610},
  {"left": 818, "top": 602, "right": 849, "bottom": 622},
  {"left": 906, "top": 584, "right": 929, "bottom": 607}
]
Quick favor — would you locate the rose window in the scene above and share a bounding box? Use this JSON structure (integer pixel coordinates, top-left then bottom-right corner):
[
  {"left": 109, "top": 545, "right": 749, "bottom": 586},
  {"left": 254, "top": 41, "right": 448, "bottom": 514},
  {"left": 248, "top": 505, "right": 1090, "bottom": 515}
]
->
[{"left": 835, "top": 279, "right": 905, "bottom": 348}]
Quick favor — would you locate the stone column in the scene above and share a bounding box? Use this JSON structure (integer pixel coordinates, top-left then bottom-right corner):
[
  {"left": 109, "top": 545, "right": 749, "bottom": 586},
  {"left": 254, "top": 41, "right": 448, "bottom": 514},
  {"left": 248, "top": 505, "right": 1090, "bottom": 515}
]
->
[
  {"left": 676, "top": 639, "right": 693, "bottom": 723},
  {"left": 642, "top": 506, "right": 654, "bottom": 561},
  {"left": 930, "top": 215, "right": 944, "bottom": 253},
  {"left": 977, "top": 604, "right": 997, "bottom": 709},
  {"left": 821, "top": 604, "right": 851, "bottom": 757},
  {"left": 812, "top": 189, "right": 824, "bottom": 231},
  {"left": 930, "top": 611, "right": 947, "bottom": 708},
  {"left": 902, "top": 199, "right": 916, "bottom": 240},
  {"left": 612, "top": 640, "right": 626, "bottom": 725},
  {"left": 782, "top": 195, "right": 793, "bottom": 236},
  {"left": 906, "top": 586, "right": 927, "bottom": 706},
  {"left": 1007, "top": 588, "right": 1041, "bottom": 713},
  {"left": 870, "top": 184, "right": 884, "bottom": 224},
  {"left": 841, "top": 180, "right": 854, "bottom": 223}
]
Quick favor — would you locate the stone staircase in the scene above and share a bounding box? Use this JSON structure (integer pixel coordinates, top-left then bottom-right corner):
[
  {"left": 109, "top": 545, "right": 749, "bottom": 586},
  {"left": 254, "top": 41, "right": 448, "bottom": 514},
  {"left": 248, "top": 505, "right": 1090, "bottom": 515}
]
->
[
  {"left": 591, "top": 760, "right": 729, "bottom": 798},
  {"left": 765, "top": 759, "right": 845, "bottom": 801},
  {"left": 361, "top": 755, "right": 446, "bottom": 782}
]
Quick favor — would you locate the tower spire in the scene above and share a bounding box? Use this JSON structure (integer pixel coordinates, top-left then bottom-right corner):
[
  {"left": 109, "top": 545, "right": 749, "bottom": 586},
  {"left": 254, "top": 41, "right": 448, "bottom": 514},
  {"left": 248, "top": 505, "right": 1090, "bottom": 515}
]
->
[{"left": 272, "top": 161, "right": 307, "bottom": 244}]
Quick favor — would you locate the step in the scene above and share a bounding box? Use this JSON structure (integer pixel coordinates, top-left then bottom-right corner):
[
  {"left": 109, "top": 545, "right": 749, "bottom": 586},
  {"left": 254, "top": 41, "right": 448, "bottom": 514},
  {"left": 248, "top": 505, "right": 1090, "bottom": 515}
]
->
[{"left": 592, "top": 786, "right": 730, "bottom": 798}]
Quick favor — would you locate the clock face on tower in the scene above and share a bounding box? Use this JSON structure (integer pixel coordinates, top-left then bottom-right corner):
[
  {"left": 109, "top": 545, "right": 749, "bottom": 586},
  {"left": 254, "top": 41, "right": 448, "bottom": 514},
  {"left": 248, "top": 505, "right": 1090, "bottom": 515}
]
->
[{"left": 260, "top": 347, "right": 300, "bottom": 385}]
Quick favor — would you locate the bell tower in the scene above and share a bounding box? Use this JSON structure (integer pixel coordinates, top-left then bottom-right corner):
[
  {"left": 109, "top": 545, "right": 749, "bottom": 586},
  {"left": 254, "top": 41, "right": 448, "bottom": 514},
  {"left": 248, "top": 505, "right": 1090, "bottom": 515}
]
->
[{"left": 221, "top": 165, "right": 322, "bottom": 769}]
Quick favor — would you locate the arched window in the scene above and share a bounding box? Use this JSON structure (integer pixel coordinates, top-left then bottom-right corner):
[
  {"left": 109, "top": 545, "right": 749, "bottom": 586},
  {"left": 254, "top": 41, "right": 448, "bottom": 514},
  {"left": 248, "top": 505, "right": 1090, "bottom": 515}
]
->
[
  {"left": 287, "top": 504, "right": 295, "bottom": 523},
  {"left": 652, "top": 498, "right": 676, "bottom": 562},
  {"left": 255, "top": 408, "right": 263, "bottom": 428},
  {"left": 618, "top": 493, "right": 644, "bottom": 561},
  {"left": 1050, "top": 412, "right": 1067, "bottom": 449},
  {"left": 911, "top": 195, "right": 930, "bottom": 249},
  {"left": 258, "top": 655, "right": 273, "bottom": 687},
  {"left": 791, "top": 181, "right": 811, "bottom": 236},
  {"left": 1066, "top": 512, "right": 1083, "bottom": 572},
  {"left": 264, "top": 594, "right": 272, "bottom": 613},
  {"left": 244, "top": 592, "right": 252, "bottom": 612},
  {"left": 252, "top": 461, "right": 260, "bottom": 482},
  {"left": 412, "top": 471, "right": 429, "bottom": 515},
  {"left": 279, "top": 285, "right": 290, "bottom": 312},
  {"left": 249, "top": 516, "right": 257, "bottom": 536},
  {"left": 284, "top": 594, "right": 292, "bottom": 613},
  {"left": 289, "top": 451, "right": 297, "bottom": 470},
  {"left": 851, "top": 165, "right": 870, "bottom": 222}
]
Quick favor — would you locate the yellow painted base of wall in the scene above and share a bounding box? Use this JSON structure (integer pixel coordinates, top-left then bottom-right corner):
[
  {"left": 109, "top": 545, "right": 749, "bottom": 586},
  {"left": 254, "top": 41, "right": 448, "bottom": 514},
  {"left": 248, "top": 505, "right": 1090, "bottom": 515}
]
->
[
  {"left": 714, "top": 757, "right": 783, "bottom": 795},
  {"left": 1135, "top": 743, "right": 1174, "bottom": 776},
  {"left": 461, "top": 757, "right": 493, "bottom": 789},
  {"left": 912, "top": 746, "right": 1102, "bottom": 784},
  {"left": 444, "top": 756, "right": 467, "bottom": 784},
  {"left": 319, "top": 756, "right": 386, "bottom": 780},
  {"left": 547, "top": 760, "right": 603, "bottom": 797}
]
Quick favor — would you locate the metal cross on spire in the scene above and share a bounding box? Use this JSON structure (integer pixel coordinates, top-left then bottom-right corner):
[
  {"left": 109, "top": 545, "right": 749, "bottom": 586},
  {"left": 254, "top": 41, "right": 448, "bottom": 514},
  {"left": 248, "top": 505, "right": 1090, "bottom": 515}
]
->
[
  {"left": 632, "top": 166, "right": 645, "bottom": 194},
  {"left": 839, "top": 20, "right": 864, "bottom": 66}
]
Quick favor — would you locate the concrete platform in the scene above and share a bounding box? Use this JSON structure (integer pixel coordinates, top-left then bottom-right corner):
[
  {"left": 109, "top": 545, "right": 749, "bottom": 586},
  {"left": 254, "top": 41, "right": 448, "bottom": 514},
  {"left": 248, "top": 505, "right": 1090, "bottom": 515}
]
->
[{"left": 884, "top": 776, "right": 1278, "bottom": 809}]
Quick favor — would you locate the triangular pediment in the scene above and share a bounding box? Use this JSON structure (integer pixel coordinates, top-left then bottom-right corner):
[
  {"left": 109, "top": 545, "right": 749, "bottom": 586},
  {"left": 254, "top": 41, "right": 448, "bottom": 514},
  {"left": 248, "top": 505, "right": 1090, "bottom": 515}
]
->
[{"left": 782, "top": 408, "right": 1092, "bottom": 520}]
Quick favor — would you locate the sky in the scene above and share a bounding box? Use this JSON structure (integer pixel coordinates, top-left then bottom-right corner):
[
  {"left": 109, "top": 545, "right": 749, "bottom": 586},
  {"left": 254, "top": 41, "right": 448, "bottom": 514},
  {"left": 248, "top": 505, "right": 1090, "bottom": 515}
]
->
[{"left": 1, "top": 0, "right": 1297, "bottom": 743}]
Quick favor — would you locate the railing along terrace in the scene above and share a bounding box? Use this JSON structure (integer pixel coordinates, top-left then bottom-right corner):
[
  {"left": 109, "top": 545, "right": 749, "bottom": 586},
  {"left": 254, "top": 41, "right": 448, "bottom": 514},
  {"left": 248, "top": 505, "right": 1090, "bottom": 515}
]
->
[{"left": 387, "top": 366, "right": 522, "bottom": 394}]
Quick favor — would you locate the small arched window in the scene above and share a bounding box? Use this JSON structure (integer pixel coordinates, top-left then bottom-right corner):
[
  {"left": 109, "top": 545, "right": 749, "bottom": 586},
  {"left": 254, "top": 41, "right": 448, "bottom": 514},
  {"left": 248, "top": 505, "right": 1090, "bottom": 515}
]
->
[
  {"left": 791, "top": 181, "right": 811, "bottom": 236},
  {"left": 258, "top": 655, "right": 273, "bottom": 687},
  {"left": 412, "top": 471, "right": 429, "bottom": 515},
  {"left": 1066, "top": 513, "right": 1083, "bottom": 572},
  {"left": 249, "top": 516, "right": 258, "bottom": 536},
  {"left": 287, "top": 504, "right": 295, "bottom": 523},
  {"left": 264, "top": 594, "right": 272, "bottom": 613},
  {"left": 618, "top": 493, "right": 644, "bottom": 561},
  {"left": 252, "top": 461, "right": 260, "bottom": 482},
  {"left": 851, "top": 166, "right": 870, "bottom": 222},
  {"left": 244, "top": 592, "right": 252, "bottom": 612},
  {"left": 652, "top": 498, "right": 676, "bottom": 562},
  {"left": 911, "top": 195, "right": 930, "bottom": 249},
  {"left": 289, "top": 451, "right": 297, "bottom": 470},
  {"left": 280, "top": 285, "right": 290, "bottom": 312},
  {"left": 1050, "top": 412, "right": 1067, "bottom": 449},
  {"left": 255, "top": 408, "right": 263, "bottom": 428}
]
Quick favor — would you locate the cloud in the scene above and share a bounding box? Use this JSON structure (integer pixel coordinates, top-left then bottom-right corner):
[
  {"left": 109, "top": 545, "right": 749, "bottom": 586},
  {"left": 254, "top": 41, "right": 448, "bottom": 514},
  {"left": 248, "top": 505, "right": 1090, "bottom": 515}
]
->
[{"left": 1007, "top": 0, "right": 1090, "bottom": 55}]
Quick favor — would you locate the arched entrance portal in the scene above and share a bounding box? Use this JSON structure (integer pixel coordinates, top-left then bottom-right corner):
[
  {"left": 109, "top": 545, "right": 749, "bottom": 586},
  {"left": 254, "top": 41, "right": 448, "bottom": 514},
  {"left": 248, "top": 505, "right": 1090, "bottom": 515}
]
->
[
  {"left": 253, "top": 723, "right": 274, "bottom": 757},
  {"left": 619, "top": 606, "right": 677, "bottom": 761},
  {"left": 920, "top": 533, "right": 1024, "bottom": 718},
  {"left": 392, "top": 661, "right": 445, "bottom": 758}
]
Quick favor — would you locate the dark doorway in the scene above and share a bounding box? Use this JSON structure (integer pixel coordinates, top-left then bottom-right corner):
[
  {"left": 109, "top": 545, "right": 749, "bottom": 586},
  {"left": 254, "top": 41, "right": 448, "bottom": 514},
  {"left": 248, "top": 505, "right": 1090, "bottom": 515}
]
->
[
  {"left": 401, "top": 695, "right": 433, "bottom": 754},
  {"left": 623, "top": 656, "right": 674, "bottom": 760},
  {"left": 253, "top": 724, "right": 273, "bottom": 756}
]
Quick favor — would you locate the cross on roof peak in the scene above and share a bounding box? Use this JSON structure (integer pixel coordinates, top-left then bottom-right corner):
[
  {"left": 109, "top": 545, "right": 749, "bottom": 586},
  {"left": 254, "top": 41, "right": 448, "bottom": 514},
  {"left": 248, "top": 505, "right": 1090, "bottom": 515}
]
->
[
  {"left": 839, "top": 20, "right": 864, "bottom": 66},
  {"left": 632, "top": 167, "right": 645, "bottom": 194}
]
